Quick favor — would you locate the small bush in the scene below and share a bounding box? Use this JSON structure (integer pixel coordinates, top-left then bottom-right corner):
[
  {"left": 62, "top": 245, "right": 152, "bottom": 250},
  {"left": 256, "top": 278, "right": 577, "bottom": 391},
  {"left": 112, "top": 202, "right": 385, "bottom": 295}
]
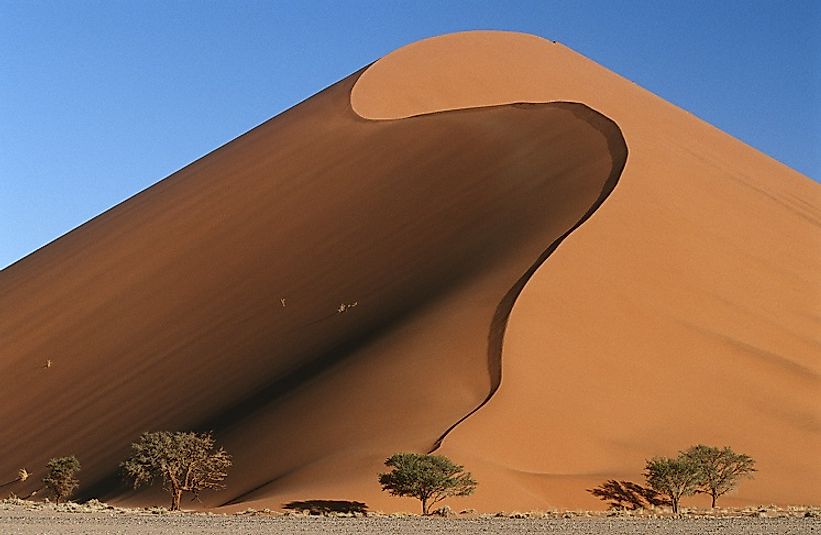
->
[{"left": 43, "top": 456, "right": 81, "bottom": 504}]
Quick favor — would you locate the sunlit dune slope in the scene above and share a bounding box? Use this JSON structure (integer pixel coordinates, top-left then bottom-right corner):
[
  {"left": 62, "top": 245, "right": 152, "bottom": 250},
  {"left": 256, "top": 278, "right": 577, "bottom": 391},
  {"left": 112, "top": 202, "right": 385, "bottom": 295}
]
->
[
  {"left": 353, "top": 31, "right": 820, "bottom": 510},
  {"left": 1, "top": 30, "right": 817, "bottom": 513}
]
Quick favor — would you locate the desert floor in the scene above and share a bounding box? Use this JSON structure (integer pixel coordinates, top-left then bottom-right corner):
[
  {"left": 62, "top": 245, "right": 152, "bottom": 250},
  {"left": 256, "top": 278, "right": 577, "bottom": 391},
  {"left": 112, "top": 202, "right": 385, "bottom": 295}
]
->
[{"left": 1, "top": 504, "right": 818, "bottom": 535}]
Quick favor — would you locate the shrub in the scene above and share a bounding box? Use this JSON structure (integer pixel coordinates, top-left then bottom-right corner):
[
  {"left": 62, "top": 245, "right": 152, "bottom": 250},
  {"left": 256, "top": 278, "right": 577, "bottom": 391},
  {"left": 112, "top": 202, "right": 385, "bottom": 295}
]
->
[
  {"left": 0, "top": 468, "right": 29, "bottom": 492},
  {"left": 43, "top": 456, "right": 80, "bottom": 504}
]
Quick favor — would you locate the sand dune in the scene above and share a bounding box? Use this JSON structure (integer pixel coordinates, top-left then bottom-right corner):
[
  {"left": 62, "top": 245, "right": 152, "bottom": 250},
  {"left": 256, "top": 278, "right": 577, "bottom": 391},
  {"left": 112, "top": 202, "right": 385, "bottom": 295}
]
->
[
  {"left": 0, "top": 31, "right": 818, "bottom": 512},
  {"left": 353, "top": 31, "right": 820, "bottom": 510}
]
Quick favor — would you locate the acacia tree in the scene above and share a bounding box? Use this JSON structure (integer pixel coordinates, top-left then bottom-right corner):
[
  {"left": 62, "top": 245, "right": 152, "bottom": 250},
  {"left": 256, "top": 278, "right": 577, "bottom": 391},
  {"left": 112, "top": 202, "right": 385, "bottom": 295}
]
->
[
  {"left": 43, "top": 456, "right": 81, "bottom": 503},
  {"left": 681, "top": 444, "right": 756, "bottom": 507},
  {"left": 121, "top": 431, "right": 232, "bottom": 511},
  {"left": 378, "top": 453, "right": 476, "bottom": 515},
  {"left": 644, "top": 456, "right": 700, "bottom": 515}
]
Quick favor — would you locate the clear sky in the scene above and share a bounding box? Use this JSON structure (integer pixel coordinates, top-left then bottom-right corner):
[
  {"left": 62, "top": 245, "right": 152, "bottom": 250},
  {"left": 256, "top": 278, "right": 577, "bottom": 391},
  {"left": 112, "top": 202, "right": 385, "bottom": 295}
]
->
[{"left": 1, "top": 1, "right": 819, "bottom": 269}]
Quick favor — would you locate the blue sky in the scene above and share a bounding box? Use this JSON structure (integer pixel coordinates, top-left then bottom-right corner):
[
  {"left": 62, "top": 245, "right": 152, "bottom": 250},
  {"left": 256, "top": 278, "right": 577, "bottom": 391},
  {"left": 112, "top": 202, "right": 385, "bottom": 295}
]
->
[{"left": 1, "top": 1, "right": 819, "bottom": 269}]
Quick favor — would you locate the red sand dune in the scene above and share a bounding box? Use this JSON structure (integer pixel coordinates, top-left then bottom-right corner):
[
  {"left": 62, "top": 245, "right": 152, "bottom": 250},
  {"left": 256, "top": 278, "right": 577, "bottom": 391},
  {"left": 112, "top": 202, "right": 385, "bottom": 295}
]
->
[{"left": 0, "top": 31, "right": 818, "bottom": 512}]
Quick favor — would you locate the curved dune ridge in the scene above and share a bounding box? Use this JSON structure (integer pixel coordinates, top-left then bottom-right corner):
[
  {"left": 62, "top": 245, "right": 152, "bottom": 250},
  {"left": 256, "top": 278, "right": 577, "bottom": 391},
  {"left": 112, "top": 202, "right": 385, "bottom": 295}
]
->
[
  {"left": 0, "top": 52, "right": 626, "bottom": 510},
  {"left": 352, "top": 31, "right": 820, "bottom": 510},
  {"left": 0, "top": 31, "right": 818, "bottom": 512}
]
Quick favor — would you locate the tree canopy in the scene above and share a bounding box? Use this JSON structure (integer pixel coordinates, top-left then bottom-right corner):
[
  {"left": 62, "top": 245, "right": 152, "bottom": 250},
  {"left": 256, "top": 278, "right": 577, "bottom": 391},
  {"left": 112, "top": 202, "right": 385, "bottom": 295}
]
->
[
  {"left": 644, "top": 456, "right": 701, "bottom": 514},
  {"left": 378, "top": 452, "right": 476, "bottom": 515},
  {"left": 43, "top": 456, "right": 80, "bottom": 504},
  {"left": 120, "top": 431, "right": 231, "bottom": 511},
  {"left": 681, "top": 444, "right": 756, "bottom": 507}
]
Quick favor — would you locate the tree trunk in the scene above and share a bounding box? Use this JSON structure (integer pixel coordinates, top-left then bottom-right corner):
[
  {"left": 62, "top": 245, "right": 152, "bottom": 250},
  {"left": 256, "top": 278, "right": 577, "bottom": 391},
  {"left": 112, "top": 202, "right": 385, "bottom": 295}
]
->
[
  {"left": 711, "top": 492, "right": 717, "bottom": 508},
  {"left": 671, "top": 496, "right": 678, "bottom": 515},
  {"left": 421, "top": 497, "right": 428, "bottom": 515},
  {"left": 171, "top": 488, "right": 182, "bottom": 511}
]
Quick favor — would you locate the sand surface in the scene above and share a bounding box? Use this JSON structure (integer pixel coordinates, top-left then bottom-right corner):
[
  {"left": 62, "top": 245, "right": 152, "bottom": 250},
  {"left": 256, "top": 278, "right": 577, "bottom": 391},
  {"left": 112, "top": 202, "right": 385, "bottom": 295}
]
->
[
  {"left": 4, "top": 517, "right": 817, "bottom": 535},
  {"left": 1, "top": 31, "right": 818, "bottom": 512},
  {"left": 1, "top": 506, "right": 817, "bottom": 535}
]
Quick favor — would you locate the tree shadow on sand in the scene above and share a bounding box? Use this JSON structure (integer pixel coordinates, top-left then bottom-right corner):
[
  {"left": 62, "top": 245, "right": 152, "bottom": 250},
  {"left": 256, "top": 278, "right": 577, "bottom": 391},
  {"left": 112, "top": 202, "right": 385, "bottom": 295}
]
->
[
  {"left": 283, "top": 500, "right": 368, "bottom": 515},
  {"left": 588, "top": 480, "right": 671, "bottom": 510}
]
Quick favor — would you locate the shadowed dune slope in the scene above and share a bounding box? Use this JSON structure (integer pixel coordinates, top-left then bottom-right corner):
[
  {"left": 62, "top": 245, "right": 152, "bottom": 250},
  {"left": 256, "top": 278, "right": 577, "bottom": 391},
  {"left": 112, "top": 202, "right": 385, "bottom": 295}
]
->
[
  {"left": 354, "top": 31, "right": 821, "bottom": 510},
  {"left": 0, "top": 58, "right": 626, "bottom": 511}
]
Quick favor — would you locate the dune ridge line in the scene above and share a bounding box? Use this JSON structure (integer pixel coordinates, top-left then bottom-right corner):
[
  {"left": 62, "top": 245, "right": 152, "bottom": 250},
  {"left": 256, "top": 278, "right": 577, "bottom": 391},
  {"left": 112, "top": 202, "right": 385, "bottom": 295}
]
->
[{"left": 429, "top": 103, "right": 628, "bottom": 452}]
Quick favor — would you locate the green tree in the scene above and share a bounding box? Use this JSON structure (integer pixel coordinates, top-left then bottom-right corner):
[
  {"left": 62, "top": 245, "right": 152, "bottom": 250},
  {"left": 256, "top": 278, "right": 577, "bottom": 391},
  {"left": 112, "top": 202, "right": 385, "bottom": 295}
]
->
[
  {"left": 681, "top": 444, "right": 756, "bottom": 507},
  {"left": 644, "top": 456, "right": 700, "bottom": 515},
  {"left": 378, "top": 452, "right": 476, "bottom": 515},
  {"left": 43, "top": 456, "right": 80, "bottom": 504},
  {"left": 121, "top": 431, "right": 232, "bottom": 511}
]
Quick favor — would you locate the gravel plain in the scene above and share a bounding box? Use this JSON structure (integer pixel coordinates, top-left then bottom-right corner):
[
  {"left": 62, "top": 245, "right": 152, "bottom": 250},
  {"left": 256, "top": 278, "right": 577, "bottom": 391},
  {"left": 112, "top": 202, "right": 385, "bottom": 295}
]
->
[{"left": 1, "top": 501, "right": 818, "bottom": 535}]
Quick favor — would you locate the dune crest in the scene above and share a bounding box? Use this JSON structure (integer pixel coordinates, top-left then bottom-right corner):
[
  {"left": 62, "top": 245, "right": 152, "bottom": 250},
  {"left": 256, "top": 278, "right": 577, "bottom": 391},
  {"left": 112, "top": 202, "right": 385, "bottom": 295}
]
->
[{"left": 351, "top": 31, "right": 568, "bottom": 119}]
